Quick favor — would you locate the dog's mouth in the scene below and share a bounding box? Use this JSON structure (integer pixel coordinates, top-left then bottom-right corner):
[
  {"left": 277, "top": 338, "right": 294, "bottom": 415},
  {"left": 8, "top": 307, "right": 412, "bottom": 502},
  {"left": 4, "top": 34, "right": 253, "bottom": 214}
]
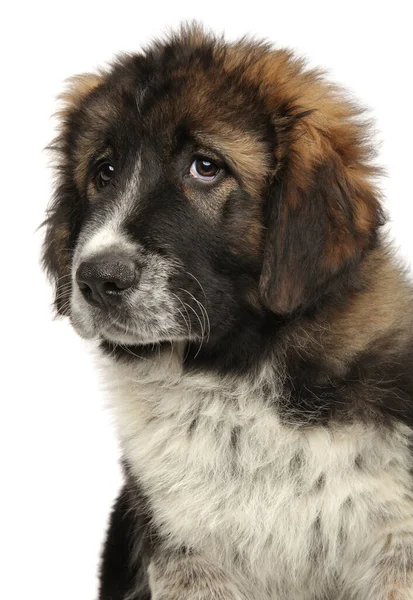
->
[
  {"left": 69, "top": 287, "right": 199, "bottom": 347},
  {"left": 71, "top": 308, "right": 176, "bottom": 344},
  {"left": 102, "top": 321, "right": 134, "bottom": 337}
]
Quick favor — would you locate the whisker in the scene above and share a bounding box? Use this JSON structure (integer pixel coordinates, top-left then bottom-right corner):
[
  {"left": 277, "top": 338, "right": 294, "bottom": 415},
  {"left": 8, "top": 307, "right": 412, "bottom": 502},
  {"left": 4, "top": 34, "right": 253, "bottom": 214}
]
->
[
  {"left": 55, "top": 273, "right": 73, "bottom": 284},
  {"left": 54, "top": 289, "right": 72, "bottom": 302},
  {"left": 117, "top": 343, "right": 150, "bottom": 362},
  {"left": 184, "top": 270, "right": 207, "bottom": 302},
  {"left": 171, "top": 293, "right": 191, "bottom": 337},
  {"left": 179, "top": 288, "right": 211, "bottom": 344},
  {"left": 171, "top": 292, "right": 193, "bottom": 361},
  {"left": 181, "top": 300, "right": 205, "bottom": 359},
  {"left": 180, "top": 270, "right": 211, "bottom": 343},
  {"left": 180, "top": 288, "right": 206, "bottom": 336},
  {"left": 56, "top": 299, "right": 72, "bottom": 313}
]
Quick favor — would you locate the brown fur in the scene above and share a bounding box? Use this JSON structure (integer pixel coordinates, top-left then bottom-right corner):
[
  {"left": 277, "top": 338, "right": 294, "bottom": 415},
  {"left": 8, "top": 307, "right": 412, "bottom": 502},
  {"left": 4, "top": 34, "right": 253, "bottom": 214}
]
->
[{"left": 282, "top": 246, "right": 413, "bottom": 377}]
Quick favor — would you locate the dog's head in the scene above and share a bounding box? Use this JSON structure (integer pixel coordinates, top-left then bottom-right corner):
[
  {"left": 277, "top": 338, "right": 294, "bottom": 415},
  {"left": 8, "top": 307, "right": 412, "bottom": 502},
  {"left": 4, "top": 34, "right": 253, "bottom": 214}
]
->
[{"left": 43, "top": 25, "right": 384, "bottom": 351}]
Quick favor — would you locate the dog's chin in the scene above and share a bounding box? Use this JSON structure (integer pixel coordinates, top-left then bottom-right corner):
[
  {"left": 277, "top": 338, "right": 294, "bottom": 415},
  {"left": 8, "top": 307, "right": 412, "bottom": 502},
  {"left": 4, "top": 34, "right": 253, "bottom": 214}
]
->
[
  {"left": 70, "top": 310, "right": 190, "bottom": 347},
  {"left": 100, "top": 325, "right": 167, "bottom": 346}
]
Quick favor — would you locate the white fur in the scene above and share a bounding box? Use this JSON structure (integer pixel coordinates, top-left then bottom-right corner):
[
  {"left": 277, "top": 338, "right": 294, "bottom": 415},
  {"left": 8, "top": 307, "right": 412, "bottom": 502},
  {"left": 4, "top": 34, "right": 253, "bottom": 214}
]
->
[
  {"left": 101, "top": 345, "right": 413, "bottom": 599},
  {"left": 75, "top": 160, "right": 143, "bottom": 265}
]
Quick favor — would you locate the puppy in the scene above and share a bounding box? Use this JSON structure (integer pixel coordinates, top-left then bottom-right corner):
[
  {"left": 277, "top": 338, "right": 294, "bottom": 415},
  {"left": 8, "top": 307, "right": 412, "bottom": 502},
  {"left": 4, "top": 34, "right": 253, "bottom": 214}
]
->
[{"left": 43, "top": 24, "right": 413, "bottom": 600}]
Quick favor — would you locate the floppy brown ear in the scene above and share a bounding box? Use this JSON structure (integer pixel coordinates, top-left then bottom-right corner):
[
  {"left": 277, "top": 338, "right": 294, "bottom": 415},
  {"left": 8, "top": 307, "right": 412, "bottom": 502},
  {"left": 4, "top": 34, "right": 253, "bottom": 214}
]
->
[
  {"left": 42, "top": 73, "right": 103, "bottom": 315},
  {"left": 258, "top": 59, "right": 385, "bottom": 314}
]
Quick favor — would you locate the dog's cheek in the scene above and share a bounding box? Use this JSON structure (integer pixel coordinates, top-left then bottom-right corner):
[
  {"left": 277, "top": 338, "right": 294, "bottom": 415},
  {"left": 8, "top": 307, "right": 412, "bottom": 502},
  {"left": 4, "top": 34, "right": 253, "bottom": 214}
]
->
[{"left": 221, "top": 189, "right": 265, "bottom": 261}]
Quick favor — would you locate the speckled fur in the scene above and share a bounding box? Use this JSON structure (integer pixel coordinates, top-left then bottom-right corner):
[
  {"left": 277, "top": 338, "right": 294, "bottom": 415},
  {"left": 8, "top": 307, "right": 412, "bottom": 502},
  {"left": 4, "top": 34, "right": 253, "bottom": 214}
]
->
[{"left": 102, "top": 345, "right": 413, "bottom": 600}]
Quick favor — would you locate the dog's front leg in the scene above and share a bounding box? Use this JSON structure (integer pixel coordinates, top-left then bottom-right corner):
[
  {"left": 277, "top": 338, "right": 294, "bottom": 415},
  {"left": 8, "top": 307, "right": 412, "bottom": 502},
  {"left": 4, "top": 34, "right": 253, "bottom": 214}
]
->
[{"left": 148, "top": 552, "right": 250, "bottom": 600}]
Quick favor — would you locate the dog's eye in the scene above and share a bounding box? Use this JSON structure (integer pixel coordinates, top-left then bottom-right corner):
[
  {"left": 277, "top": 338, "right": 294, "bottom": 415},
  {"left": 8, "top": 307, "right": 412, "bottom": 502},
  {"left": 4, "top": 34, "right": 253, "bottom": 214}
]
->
[
  {"left": 96, "top": 162, "right": 115, "bottom": 189},
  {"left": 190, "top": 158, "right": 219, "bottom": 181}
]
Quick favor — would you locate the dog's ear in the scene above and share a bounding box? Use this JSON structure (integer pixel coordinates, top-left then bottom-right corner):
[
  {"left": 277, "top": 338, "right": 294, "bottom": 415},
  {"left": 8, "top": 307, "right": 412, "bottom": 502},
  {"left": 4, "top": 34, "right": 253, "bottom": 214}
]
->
[
  {"left": 42, "top": 73, "right": 103, "bottom": 315},
  {"left": 258, "top": 58, "right": 385, "bottom": 314}
]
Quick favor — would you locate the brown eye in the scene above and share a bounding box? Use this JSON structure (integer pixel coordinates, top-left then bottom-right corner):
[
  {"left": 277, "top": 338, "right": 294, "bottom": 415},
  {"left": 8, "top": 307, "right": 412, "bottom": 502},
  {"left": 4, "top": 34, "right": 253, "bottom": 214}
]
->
[
  {"left": 96, "top": 162, "right": 115, "bottom": 188},
  {"left": 190, "top": 158, "right": 219, "bottom": 181}
]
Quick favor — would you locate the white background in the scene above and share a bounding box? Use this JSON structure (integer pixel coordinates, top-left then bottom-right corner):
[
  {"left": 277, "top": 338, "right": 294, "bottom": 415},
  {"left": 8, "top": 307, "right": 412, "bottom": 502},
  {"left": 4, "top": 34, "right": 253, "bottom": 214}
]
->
[{"left": 1, "top": 1, "right": 412, "bottom": 598}]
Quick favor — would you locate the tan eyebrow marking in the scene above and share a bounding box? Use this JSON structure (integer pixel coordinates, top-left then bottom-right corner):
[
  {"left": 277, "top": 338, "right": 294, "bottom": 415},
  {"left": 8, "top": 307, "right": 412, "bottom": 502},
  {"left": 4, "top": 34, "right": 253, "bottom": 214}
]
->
[{"left": 193, "top": 128, "right": 270, "bottom": 198}]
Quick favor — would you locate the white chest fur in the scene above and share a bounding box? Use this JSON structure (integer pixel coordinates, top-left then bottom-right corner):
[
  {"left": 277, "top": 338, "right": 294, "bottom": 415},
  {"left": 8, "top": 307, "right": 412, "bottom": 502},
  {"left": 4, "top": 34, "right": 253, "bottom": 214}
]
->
[{"left": 102, "top": 349, "right": 413, "bottom": 598}]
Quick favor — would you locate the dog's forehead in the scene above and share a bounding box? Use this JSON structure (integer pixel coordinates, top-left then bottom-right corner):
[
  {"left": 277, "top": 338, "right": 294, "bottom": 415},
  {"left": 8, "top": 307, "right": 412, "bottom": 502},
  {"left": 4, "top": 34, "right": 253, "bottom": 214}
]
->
[
  {"left": 71, "top": 54, "right": 273, "bottom": 197},
  {"left": 128, "top": 69, "right": 272, "bottom": 194}
]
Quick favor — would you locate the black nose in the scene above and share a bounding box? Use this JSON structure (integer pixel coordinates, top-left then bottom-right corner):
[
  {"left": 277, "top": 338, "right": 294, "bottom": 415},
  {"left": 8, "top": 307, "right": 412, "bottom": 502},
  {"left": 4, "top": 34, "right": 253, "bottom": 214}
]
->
[{"left": 76, "top": 254, "right": 137, "bottom": 308}]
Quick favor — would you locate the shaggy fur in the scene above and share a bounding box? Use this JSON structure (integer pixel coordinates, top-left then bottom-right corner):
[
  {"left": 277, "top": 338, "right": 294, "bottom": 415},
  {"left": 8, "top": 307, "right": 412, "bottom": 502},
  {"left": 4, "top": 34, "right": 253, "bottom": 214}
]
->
[{"left": 42, "top": 24, "right": 413, "bottom": 600}]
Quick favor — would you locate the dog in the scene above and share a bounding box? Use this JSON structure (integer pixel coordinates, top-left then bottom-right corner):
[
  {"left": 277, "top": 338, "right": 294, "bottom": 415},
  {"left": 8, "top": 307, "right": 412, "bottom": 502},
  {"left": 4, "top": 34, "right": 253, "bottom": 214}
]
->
[{"left": 42, "top": 24, "right": 413, "bottom": 600}]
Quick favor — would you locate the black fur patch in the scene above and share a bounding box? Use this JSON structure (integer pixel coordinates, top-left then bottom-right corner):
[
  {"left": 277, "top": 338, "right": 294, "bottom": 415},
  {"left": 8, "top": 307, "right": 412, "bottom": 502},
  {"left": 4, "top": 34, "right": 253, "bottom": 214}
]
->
[{"left": 99, "top": 468, "right": 155, "bottom": 600}]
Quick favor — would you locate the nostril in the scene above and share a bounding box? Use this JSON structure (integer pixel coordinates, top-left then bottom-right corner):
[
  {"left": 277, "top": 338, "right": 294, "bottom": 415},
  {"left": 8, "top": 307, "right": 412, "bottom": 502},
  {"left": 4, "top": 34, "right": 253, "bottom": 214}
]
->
[
  {"left": 77, "top": 280, "right": 95, "bottom": 303},
  {"left": 103, "top": 281, "right": 128, "bottom": 294},
  {"left": 77, "top": 280, "right": 90, "bottom": 291}
]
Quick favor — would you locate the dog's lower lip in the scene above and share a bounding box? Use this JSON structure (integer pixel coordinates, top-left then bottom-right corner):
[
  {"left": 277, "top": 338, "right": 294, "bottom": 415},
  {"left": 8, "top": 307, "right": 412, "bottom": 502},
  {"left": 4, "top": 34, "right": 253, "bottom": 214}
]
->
[{"left": 102, "top": 323, "right": 147, "bottom": 344}]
